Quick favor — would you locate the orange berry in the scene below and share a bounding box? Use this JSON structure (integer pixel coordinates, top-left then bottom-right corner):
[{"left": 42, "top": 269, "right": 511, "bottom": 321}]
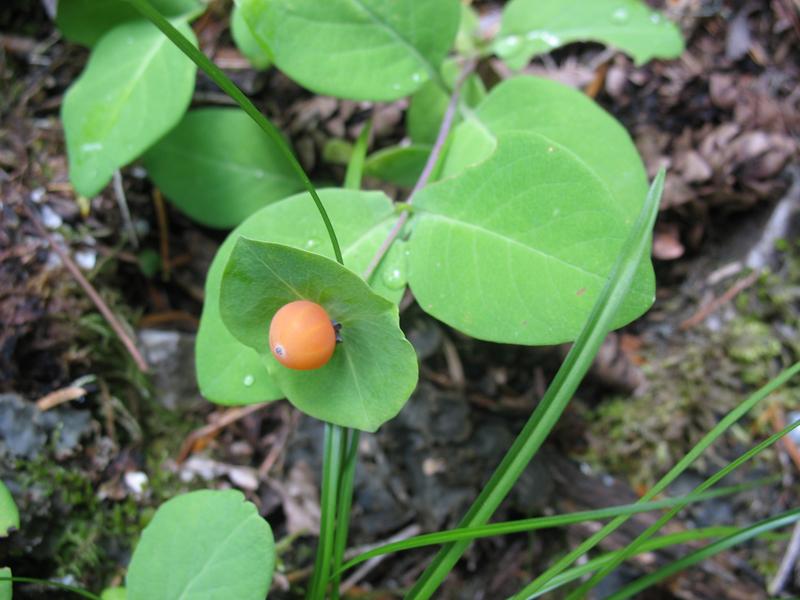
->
[{"left": 268, "top": 300, "right": 336, "bottom": 370}]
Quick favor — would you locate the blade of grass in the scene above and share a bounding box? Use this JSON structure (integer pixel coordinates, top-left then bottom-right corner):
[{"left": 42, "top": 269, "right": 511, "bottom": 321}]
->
[
  {"left": 515, "top": 363, "right": 800, "bottom": 599},
  {"left": 125, "top": 0, "right": 344, "bottom": 265},
  {"left": 0, "top": 577, "right": 102, "bottom": 600},
  {"left": 404, "top": 169, "right": 666, "bottom": 599},
  {"left": 336, "top": 480, "right": 762, "bottom": 575},
  {"left": 330, "top": 429, "right": 361, "bottom": 599},
  {"left": 564, "top": 415, "right": 800, "bottom": 599},
  {"left": 307, "top": 423, "right": 344, "bottom": 600},
  {"left": 344, "top": 121, "right": 372, "bottom": 190},
  {"left": 527, "top": 526, "right": 747, "bottom": 598},
  {"left": 606, "top": 509, "right": 800, "bottom": 600}
]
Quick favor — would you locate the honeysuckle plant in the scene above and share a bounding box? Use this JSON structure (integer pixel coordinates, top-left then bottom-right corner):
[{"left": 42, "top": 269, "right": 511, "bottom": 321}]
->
[{"left": 6, "top": 0, "right": 800, "bottom": 599}]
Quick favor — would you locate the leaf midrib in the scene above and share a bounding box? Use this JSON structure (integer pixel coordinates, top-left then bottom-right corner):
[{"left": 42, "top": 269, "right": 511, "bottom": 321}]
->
[
  {"left": 93, "top": 29, "right": 170, "bottom": 145},
  {"left": 176, "top": 513, "right": 258, "bottom": 599},
  {"left": 349, "top": 0, "right": 436, "bottom": 80},
  {"left": 151, "top": 143, "right": 301, "bottom": 187},
  {"left": 421, "top": 212, "right": 650, "bottom": 301}
]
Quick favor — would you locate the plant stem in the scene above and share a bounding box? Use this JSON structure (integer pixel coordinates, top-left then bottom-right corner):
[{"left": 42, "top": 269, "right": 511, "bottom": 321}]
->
[
  {"left": 330, "top": 429, "right": 361, "bottom": 599},
  {"left": 126, "top": 0, "right": 344, "bottom": 265},
  {"left": 345, "top": 121, "right": 372, "bottom": 190},
  {"left": 362, "top": 59, "right": 476, "bottom": 281},
  {"left": 0, "top": 576, "right": 102, "bottom": 600},
  {"left": 307, "top": 423, "right": 345, "bottom": 599},
  {"left": 607, "top": 508, "right": 800, "bottom": 600},
  {"left": 335, "top": 479, "right": 763, "bottom": 575},
  {"left": 404, "top": 171, "right": 665, "bottom": 600}
]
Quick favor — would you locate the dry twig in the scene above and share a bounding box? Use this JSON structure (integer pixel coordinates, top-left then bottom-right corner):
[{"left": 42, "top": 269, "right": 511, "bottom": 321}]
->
[
  {"left": 679, "top": 270, "right": 761, "bottom": 330},
  {"left": 23, "top": 203, "right": 150, "bottom": 372},
  {"left": 176, "top": 402, "right": 270, "bottom": 463}
]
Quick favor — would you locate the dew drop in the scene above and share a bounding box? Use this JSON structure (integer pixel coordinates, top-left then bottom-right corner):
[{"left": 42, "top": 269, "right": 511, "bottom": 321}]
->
[
  {"left": 611, "top": 7, "right": 630, "bottom": 24},
  {"left": 243, "top": 374, "right": 255, "bottom": 387},
  {"left": 649, "top": 13, "right": 662, "bottom": 24},
  {"left": 547, "top": 146, "right": 555, "bottom": 153},
  {"left": 304, "top": 238, "right": 321, "bottom": 250},
  {"left": 80, "top": 142, "right": 103, "bottom": 153},
  {"left": 411, "top": 72, "right": 423, "bottom": 83},
  {"left": 382, "top": 267, "right": 407, "bottom": 290},
  {"left": 494, "top": 34, "right": 521, "bottom": 56},
  {"left": 525, "top": 30, "right": 561, "bottom": 48}
]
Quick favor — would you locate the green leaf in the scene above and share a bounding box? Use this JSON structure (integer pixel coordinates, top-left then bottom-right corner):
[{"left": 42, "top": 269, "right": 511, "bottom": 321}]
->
[
  {"left": 126, "top": 490, "right": 274, "bottom": 600},
  {"left": 230, "top": 2, "right": 271, "bottom": 69},
  {"left": 455, "top": 3, "right": 481, "bottom": 56},
  {"left": 101, "top": 588, "right": 126, "bottom": 600},
  {"left": 62, "top": 19, "right": 197, "bottom": 198},
  {"left": 219, "top": 240, "right": 418, "bottom": 431},
  {"left": 406, "top": 171, "right": 664, "bottom": 599},
  {"left": 238, "top": 0, "right": 461, "bottom": 101},
  {"left": 409, "top": 132, "right": 654, "bottom": 345},
  {"left": 143, "top": 108, "right": 304, "bottom": 228},
  {"left": 197, "top": 189, "right": 407, "bottom": 406},
  {"left": 56, "top": 0, "right": 202, "bottom": 47},
  {"left": 364, "top": 145, "right": 430, "bottom": 188},
  {"left": 437, "top": 116, "right": 495, "bottom": 181},
  {"left": 0, "top": 481, "right": 18, "bottom": 538},
  {"left": 407, "top": 59, "right": 486, "bottom": 146},
  {"left": 0, "top": 568, "right": 9, "bottom": 600},
  {"left": 494, "top": 0, "right": 684, "bottom": 69},
  {"left": 444, "top": 75, "right": 648, "bottom": 215}
]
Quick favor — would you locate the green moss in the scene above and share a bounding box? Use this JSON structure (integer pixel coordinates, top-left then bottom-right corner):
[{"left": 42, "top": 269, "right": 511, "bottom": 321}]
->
[
  {"left": 727, "top": 320, "right": 783, "bottom": 384},
  {"left": 582, "top": 243, "right": 800, "bottom": 489}
]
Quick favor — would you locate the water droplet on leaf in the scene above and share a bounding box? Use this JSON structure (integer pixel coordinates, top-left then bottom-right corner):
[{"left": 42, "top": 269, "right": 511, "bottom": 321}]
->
[
  {"left": 243, "top": 374, "right": 255, "bottom": 387},
  {"left": 611, "top": 7, "right": 630, "bottom": 24},
  {"left": 525, "top": 30, "right": 561, "bottom": 48},
  {"left": 304, "top": 238, "right": 320, "bottom": 250},
  {"left": 495, "top": 35, "right": 521, "bottom": 56},
  {"left": 382, "top": 267, "right": 406, "bottom": 290},
  {"left": 80, "top": 142, "right": 103, "bottom": 153}
]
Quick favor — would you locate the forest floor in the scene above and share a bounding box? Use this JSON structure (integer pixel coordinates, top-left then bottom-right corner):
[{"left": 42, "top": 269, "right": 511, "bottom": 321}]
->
[{"left": 1, "top": 0, "right": 800, "bottom": 598}]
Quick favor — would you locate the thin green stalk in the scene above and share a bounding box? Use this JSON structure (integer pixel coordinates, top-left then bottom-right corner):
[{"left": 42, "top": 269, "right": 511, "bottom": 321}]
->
[
  {"left": 607, "top": 509, "right": 800, "bottom": 600},
  {"left": 405, "top": 170, "right": 666, "bottom": 599},
  {"left": 561, "top": 414, "right": 800, "bottom": 600},
  {"left": 344, "top": 121, "right": 372, "bottom": 190},
  {"left": 335, "top": 480, "right": 760, "bottom": 576},
  {"left": 126, "top": 0, "right": 344, "bottom": 265},
  {"left": 0, "top": 576, "right": 102, "bottom": 600},
  {"left": 307, "top": 424, "right": 345, "bottom": 600},
  {"left": 527, "top": 526, "right": 744, "bottom": 598},
  {"left": 515, "top": 362, "right": 800, "bottom": 599},
  {"left": 330, "top": 429, "right": 361, "bottom": 598}
]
